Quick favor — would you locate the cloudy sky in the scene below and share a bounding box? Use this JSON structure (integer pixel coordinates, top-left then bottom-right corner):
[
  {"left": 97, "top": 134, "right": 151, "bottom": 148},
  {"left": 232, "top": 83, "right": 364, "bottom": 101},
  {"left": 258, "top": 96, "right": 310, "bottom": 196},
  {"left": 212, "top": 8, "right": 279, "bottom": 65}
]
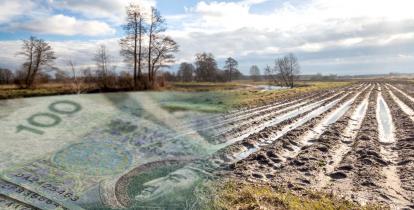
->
[{"left": 1, "top": 0, "right": 414, "bottom": 75}]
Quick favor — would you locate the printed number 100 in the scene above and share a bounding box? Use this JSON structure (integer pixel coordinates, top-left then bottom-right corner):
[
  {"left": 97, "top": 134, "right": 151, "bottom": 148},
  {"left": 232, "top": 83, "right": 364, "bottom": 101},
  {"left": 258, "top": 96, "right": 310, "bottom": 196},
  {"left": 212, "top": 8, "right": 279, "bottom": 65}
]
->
[{"left": 16, "top": 100, "right": 82, "bottom": 135}]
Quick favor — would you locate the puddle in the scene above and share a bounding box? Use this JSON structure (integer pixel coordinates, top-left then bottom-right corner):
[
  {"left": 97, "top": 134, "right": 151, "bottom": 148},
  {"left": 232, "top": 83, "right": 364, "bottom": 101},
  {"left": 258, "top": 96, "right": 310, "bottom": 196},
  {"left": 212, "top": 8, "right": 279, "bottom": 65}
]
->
[
  {"left": 234, "top": 147, "right": 259, "bottom": 161},
  {"left": 225, "top": 92, "right": 348, "bottom": 162},
  {"left": 342, "top": 96, "right": 369, "bottom": 143},
  {"left": 280, "top": 88, "right": 368, "bottom": 160},
  {"left": 300, "top": 91, "right": 362, "bottom": 145},
  {"left": 323, "top": 91, "right": 371, "bottom": 182},
  {"left": 266, "top": 94, "right": 347, "bottom": 142},
  {"left": 388, "top": 88, "right": 414, "bottom": 122},
  {"left": 168, "top": 98, "right": 314, "bottom": 144},
  {"left": 213, "top": 100, "right": 310, "bottom": 137},
  {"left": 376, "top": 92, "right": 395, "bottom": 144},
  {"left": 256, "top": 85, "right": 289, "bottom": 91},
  {"left": 188, "top": 92, "right": 324, "bottom": 134},
  {"left": 225, "top": 92, "right": 346, "bottom": 146},
  {"left": 388, "top": 84, "right": 414, "bottom": 103}
]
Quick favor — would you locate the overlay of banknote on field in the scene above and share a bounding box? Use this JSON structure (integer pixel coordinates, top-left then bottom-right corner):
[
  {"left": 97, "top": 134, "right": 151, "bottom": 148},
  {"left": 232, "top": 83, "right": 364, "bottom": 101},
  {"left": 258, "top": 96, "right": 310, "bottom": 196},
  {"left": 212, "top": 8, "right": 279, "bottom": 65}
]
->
[{"left": 0, "top": 91, "right": 236, "bottom": 210}]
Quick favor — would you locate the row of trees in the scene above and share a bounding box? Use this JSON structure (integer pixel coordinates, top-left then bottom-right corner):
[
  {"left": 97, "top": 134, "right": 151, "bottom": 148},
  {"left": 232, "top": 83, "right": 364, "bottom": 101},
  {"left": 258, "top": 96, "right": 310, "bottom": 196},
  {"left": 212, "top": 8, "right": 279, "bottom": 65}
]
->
[
  {"left": 173, "top": 53, "right": 300, "bottom": 88},
  {"left": 174, "top": 53, "right": 243, "bottom": 82},
  {"left": 1, "top": 3, "right": 179, "bottom": 90}
]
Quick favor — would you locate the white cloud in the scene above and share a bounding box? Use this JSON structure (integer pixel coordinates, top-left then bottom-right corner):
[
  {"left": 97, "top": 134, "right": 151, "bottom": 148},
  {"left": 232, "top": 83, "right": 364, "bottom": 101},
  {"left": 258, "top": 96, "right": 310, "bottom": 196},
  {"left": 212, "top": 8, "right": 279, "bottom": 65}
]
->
[
  {"left": 0, "top": 0, "right": 155, "bottom": 36},
  {"left": 50, "top": 0, "right": 156, "bottom": 24},
  {"left": 0, "top": 0, "right": 33, "bottom": 23},
  {"left": 17, "top": 14, "right": 115, "bottom": 36},
  {"left": 2, "top": 0, "right": 414, "bottom": 75},
  {"left": 164, "top": 0, "right": 414, "bottom": 75}
]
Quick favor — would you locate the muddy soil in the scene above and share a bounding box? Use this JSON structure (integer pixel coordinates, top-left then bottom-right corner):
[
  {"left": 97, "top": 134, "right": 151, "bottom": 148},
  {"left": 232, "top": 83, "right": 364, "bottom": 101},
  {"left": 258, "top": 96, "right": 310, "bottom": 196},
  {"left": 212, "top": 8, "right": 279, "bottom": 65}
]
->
[
  {"left": 216, "top": 82, "right": 414, "bottom": 209},
  {"left": 211, "top": 87, "right": 355, "bottom": 165}
]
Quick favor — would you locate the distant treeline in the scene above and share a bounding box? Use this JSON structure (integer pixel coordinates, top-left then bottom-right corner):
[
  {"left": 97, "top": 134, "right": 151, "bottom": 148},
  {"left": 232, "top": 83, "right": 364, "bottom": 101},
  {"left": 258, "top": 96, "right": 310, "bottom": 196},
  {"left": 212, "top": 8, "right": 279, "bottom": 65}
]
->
[{"left": 165, "top": 53, "right": 244, "bottom": 82}]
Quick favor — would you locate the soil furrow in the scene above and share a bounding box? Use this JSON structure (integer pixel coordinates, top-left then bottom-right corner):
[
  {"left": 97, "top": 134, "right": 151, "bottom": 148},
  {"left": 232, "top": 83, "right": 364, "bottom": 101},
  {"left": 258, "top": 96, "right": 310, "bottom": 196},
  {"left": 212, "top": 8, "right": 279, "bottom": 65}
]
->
[
  {"left": 193, "top": 89, "right": 348, "bottom": 137},
  {"left": 322, "top": 86, "right": 374, "bottom": 180},
  {"left": 375, "top": 86, "right": 410, "bottom": 208},
  {"left": 214, "top": 90, "right": 346, "bottom": 141},
  {"left": 209, "top": 88, "right": 354, "bottom": 166},
  {"left": 181, "top": 84, "right": 360, "bottom": 132},
  {"left": 228, "top": 85, "right": 368, "bottom": 183},
  {"left": 323, "top": 85, "right": 404, "bottom": 207},
  {"left": 388, "top": 84, "right": 414, "bottom": 108},
  {"left": 172, "top": 89, "right": 342, "bottom": 141},
  {"left": 213, "top": 89, "right": 355, "bottom": 148},
  {"left": 382, "top": 85, "right": 414, "bottom": 208}
]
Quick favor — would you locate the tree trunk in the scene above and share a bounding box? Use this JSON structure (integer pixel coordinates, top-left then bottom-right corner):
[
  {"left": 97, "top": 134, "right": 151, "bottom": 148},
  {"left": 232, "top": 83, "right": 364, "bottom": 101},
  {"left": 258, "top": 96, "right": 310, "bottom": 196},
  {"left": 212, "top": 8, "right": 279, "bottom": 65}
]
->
[
  {"left": 29, "top": 53, "right": 42, "bottom": 88},
  {"left": 133, "top": 14, "right": 138, "bottom": 88},
  {"left": 148, "top": 10, "right": 155, "bottom": 85},
  {"left": 138, "top": 18, "right": 143, "bottom": 81},
  {"left": 25, "top": 50, "right": 34, "bottom": 88},
  {"left": 148, "top": 33, "right": 152, "bottom": 83},
  {"left": 229, "top": 66, "right": 232, "bottom": 82}
]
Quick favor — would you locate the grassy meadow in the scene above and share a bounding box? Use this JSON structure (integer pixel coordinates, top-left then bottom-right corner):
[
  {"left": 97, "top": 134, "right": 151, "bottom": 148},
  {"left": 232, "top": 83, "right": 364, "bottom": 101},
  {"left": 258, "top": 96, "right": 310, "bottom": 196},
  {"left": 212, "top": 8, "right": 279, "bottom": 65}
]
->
[{"left": 0, "top": 81, "right": 352, "bottom": 113}]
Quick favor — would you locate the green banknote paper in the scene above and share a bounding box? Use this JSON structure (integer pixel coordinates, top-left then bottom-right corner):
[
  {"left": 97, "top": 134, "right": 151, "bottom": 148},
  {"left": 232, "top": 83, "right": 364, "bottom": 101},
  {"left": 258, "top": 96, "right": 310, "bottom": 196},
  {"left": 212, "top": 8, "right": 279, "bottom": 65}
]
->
[
  {"left": 0, "top": 194, "right": 38, "bottom": 210},
  {"left": 0, "top": 92, "right": 233, "bottom": 209}
]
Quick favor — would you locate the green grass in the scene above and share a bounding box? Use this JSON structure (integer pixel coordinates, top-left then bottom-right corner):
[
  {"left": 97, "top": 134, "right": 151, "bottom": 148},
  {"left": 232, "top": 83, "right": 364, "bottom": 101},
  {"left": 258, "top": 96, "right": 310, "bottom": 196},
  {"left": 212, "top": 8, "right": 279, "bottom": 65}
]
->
[
  {"left": 0, "top": 81, "right": 353, "bottom": 114},
  {"left": 166, "top": 82, "right": 246, "bottom": 92},
  {"left": 162, "top": 101, "right": 226, "bottom": 113},
  {"left": 216, "top": 81, "right": 352, "bottom": 109},
  {"left": 162, "top": 81, "right": 353, "bottom": 112},
  {"left": 205, "top": 181, "right": 385, "bottom": 210},
  {"left": 0, "top": 83, "right": 89, "bottom": 99}
]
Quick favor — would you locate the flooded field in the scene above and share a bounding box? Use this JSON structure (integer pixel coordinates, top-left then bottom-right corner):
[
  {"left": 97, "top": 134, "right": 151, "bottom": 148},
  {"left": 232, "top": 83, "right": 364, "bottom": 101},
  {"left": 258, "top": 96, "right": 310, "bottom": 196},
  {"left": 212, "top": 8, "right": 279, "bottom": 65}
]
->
[{"left": 1, "top": 82, "right": 414, "bottom": 209}]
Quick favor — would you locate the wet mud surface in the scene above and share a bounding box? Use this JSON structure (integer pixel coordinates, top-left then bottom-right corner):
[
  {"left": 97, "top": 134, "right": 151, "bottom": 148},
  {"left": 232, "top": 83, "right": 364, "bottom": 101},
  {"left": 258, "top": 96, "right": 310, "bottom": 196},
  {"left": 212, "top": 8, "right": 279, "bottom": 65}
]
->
[{"left": 208, "top": 82, "right": 414, "bottom": 209}]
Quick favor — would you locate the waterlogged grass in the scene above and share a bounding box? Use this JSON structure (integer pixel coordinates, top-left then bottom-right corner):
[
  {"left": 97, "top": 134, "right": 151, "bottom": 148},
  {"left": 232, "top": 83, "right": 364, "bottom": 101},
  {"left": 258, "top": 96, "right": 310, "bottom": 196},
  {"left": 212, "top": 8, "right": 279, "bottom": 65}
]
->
[
  {"left": 205, "top": 181, "right": 384, "bottom": 210},
  {"left": 219, "top": 81, "right": 352, "bottom": 109},
  {"left": 0, "top": 82, "right": 352, "bottom": 114},
  {"left": 167, "top": 82, "right": 246, "bottom": 92},
  {"left": 158, "top": 81, "right": 352, "bottom": 112},
  {"left": 148, "top": 91, "right": 228, "bottom": 113},
  {"left": 162, "top": 101, "right": 226, "bottom": 113}
]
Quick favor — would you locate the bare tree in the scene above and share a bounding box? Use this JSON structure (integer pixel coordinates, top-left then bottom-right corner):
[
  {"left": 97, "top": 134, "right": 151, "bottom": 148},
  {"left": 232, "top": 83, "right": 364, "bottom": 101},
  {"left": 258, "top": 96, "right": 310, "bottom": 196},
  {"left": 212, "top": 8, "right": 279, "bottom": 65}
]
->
[
  {"left": 18, "top": 36, "right": 56, "bottom": 88},
  {"left": 147, "top": 7, "right": 166, "bottom": 85},
  {"left": 94, "top": 45, "right": 115, "bottom": 89},
  {"left": 67, "top": 60, "right": 84, "bottom": 94},
  {"left": 177, "top": 62, "right": 195, "bottom": 82},
  {"left": 275, "top": 53, "right": 300, "bottom": 88},
  {"left": 120, "top": 3, "right": 146, "bottom": 88},
  {"left": 224, "top": 57, "right": 238, "bottom": 82},
  {"left": 0, "top": 68, "right": 14, "bottom": 84},
  {"left": 149, "top": 36, "right": 178, "bottom": 86},
  {"left": 249, "top": 65, "right": 261, "bottom": 81}
]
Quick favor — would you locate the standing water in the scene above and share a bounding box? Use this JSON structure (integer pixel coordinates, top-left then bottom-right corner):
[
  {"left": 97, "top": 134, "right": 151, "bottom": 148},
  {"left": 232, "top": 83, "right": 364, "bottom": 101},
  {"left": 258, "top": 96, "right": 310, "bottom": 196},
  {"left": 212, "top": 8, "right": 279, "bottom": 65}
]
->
[{"left": 376, "top": 92, "right": 395, "bottom": 144}]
